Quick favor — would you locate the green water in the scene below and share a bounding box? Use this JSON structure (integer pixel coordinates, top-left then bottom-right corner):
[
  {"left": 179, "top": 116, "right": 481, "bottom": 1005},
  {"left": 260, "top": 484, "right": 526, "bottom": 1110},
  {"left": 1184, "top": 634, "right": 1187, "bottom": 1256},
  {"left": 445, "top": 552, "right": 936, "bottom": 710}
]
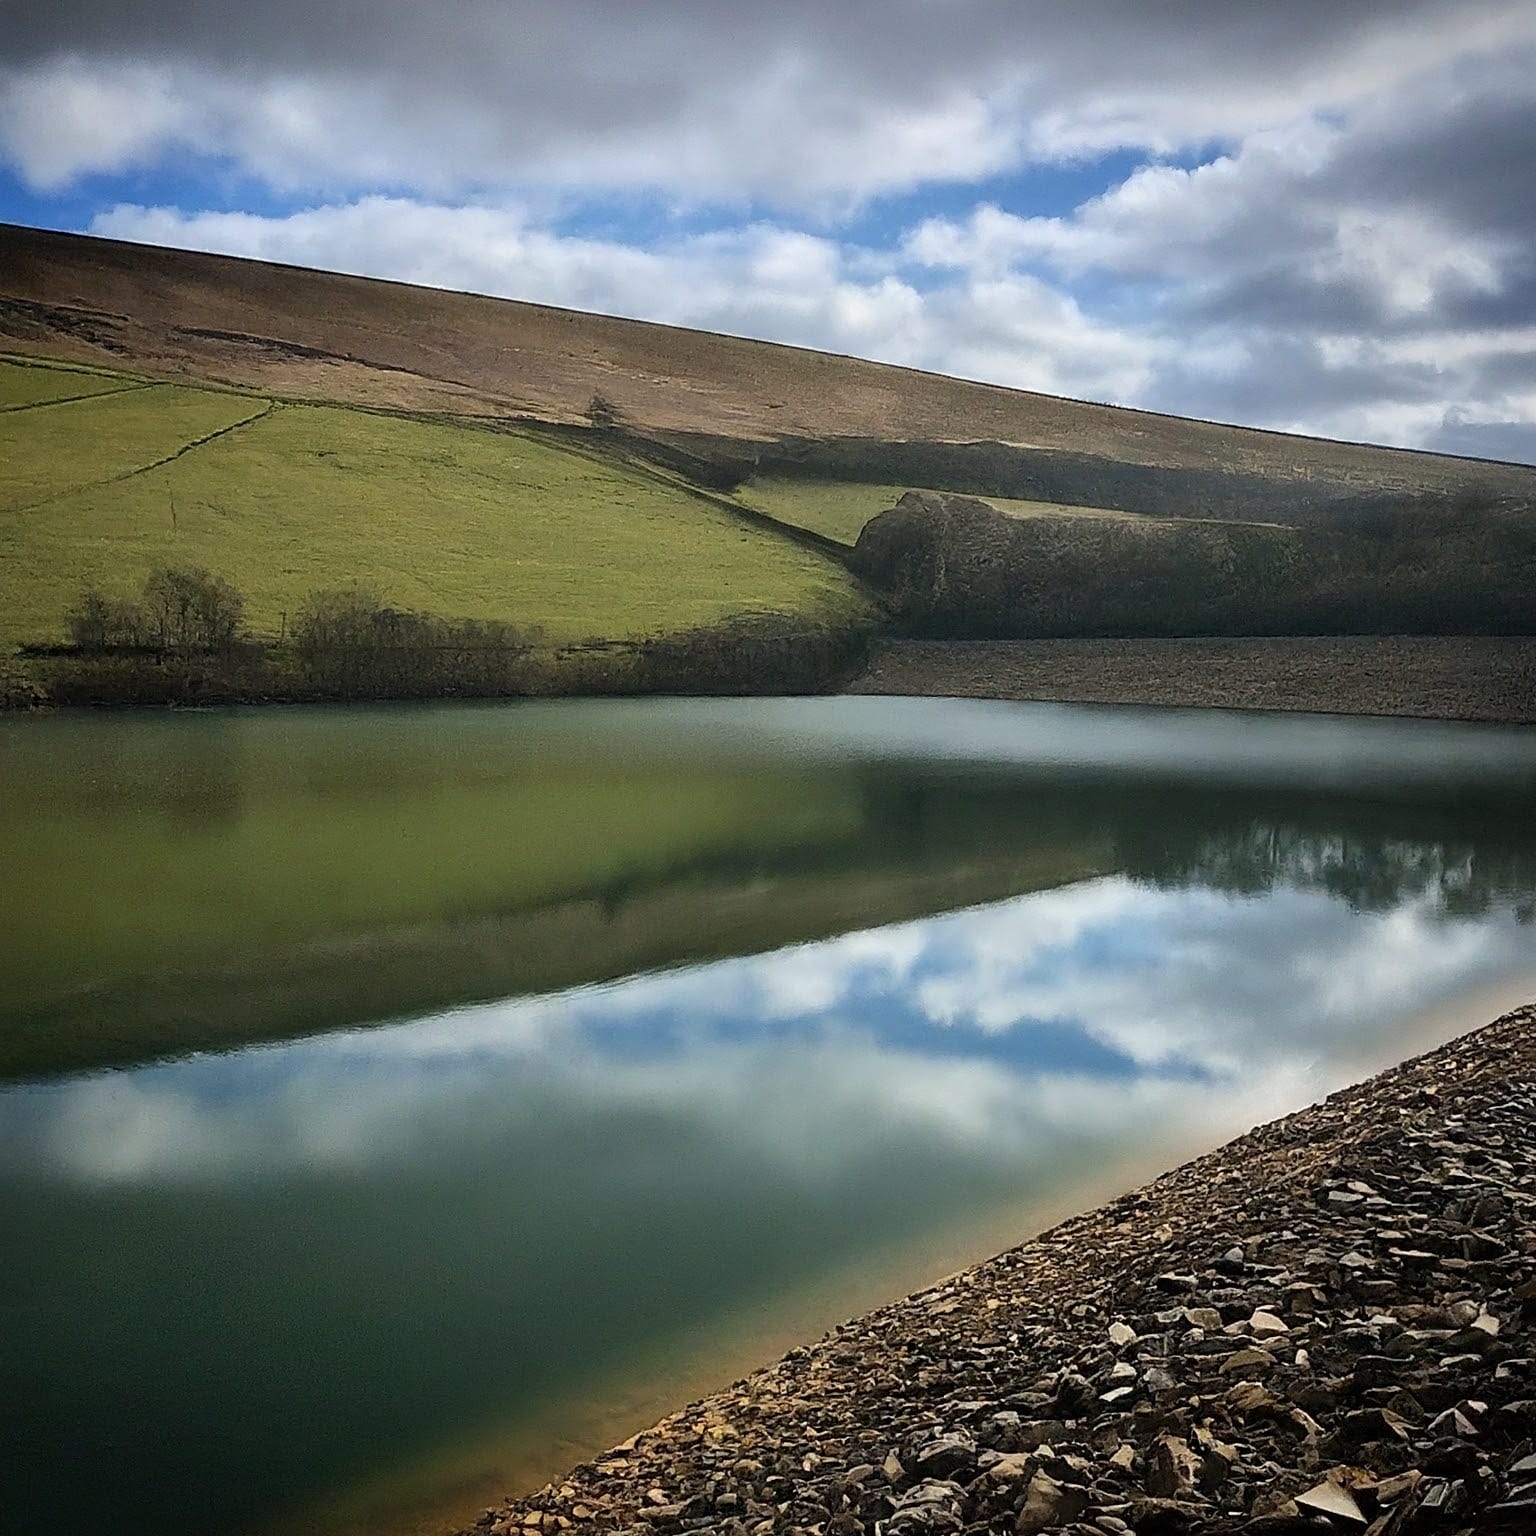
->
[{"left": 2, "top": 697, "right": 1535, "bottom": 1535}]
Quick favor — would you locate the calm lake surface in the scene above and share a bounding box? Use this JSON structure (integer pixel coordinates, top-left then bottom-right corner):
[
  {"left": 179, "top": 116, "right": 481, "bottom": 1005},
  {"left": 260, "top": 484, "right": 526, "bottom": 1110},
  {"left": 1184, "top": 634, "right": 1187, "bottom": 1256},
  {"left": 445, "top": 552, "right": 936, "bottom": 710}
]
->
[{"left": 3, "top": 697, "right": 1535, "bottom": 1536}]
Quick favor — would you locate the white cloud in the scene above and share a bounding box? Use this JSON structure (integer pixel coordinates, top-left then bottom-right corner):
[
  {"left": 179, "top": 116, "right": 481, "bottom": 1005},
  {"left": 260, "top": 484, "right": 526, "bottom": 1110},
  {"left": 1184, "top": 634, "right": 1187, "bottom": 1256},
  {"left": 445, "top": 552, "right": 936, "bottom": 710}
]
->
[
  {"left": 30, "top": 871, "right": 1534, "bottom": 1190},
  {"left": 0, "top": 59, "right": 196, "bottom": 189},
  {"left": 905, "top": 123, "right": 1340, "bottom": 281},
  {"left": 903, "top": 79, "right": 1536, "bottom": 449},
  {"left": 903, "top": 116, "right": 1517, "bottom": 319},
  {"left": 9, "top": 755, "right": 1530, "bottom": 1198}
]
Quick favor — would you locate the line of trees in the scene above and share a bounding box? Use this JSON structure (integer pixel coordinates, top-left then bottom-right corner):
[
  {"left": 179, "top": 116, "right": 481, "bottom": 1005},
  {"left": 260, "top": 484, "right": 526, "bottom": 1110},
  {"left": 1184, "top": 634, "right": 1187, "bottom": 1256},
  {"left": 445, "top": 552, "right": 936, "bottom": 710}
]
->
[
  {"left": 851, "top": 490, "right": 1536, "bottom": 638},
  {"left": 291, "top": 586, "right": 544, "bottom": 696},
  {"left": 68, "top": 566, "right": 245, "bottom": 651},
  {"left": 50, "top": 570, "right": 867, "bottom": 702}
]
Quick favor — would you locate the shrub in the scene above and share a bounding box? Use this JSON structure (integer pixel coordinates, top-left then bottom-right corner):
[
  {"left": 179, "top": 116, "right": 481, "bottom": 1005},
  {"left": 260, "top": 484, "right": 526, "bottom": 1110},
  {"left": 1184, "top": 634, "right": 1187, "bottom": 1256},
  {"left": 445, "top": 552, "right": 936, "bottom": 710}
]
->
[
  {"left": 66, "top": 589, "right": 118, "bottom": 650},
  {"left": 852, "top": 490, "right": 1536, "bottom": 638},
  {"left": 65, "top": 590, "right": 145, "bottom": 649},
  {"left": 63, "top": 568, "right": 246, "bottom": 652},
  {"left": 293, "top": 588, "right": 540, "bottom": 696},
  {"left": 143, "top": 566, "right": 245, "bottom": 651},
  {"left": 586, "top": 392, "right": 620, "bottom": 430}
]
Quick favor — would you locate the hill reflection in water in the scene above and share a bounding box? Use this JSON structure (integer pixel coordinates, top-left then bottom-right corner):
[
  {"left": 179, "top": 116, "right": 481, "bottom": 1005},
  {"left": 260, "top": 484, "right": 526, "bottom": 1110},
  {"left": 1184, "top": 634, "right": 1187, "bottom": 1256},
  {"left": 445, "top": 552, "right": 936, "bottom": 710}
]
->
[{"left": 3, "top": 696, "right": 1534, "bottom": 1079}]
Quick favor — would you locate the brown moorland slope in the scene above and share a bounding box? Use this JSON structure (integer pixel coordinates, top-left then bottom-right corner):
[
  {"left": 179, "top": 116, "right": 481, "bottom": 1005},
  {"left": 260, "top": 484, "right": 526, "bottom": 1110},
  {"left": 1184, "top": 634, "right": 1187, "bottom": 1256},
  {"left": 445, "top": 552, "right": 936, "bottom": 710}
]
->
[{"left": 4, "top": 222, "right": 1535, "bottom": 504}]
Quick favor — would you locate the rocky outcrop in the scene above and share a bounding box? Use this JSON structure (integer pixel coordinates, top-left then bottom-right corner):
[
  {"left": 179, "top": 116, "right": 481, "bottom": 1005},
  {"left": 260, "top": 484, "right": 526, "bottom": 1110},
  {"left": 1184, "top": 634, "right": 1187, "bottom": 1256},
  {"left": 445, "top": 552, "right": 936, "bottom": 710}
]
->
[{"left": 463, "top": 1005, "right": 1536, "bottom": 1535}]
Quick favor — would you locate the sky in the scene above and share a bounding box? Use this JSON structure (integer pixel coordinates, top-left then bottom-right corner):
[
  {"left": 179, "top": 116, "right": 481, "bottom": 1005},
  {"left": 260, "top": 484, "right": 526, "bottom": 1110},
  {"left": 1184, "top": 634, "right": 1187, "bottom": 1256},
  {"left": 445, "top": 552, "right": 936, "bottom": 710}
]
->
[{"left": 2, "top": 1, "right": 1535, "bottom": 461}]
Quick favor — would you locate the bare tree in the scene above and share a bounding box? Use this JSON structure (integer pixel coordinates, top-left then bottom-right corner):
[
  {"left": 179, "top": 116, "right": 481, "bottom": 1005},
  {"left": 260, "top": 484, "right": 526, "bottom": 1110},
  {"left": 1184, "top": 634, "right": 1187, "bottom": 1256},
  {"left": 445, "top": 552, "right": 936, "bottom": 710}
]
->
[
  {"left": 142, "top": 566, "right": 245, "bottom": 650},
  {"left": 66, "top": 588, "right": 152, "bottom": 648}
]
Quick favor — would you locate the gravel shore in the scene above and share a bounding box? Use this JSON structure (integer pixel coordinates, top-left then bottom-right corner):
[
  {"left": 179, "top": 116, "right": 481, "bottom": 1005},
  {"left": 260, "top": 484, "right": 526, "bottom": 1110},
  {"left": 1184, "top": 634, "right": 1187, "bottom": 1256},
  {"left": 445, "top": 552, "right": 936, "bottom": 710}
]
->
[
  {"left": 844, "top": 638, "right": 1536, "bottom": 725},
  {"left": 465, "top": 1004, "right": 1536, "bottom": 1535}
]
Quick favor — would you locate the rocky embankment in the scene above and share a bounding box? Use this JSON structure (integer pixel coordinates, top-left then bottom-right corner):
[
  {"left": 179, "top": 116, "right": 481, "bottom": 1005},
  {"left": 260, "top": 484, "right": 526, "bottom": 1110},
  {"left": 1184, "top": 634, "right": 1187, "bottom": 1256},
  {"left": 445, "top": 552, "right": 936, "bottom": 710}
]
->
[
  {"left": 465, "top": 1006, "right": 1536, "bottom": 1535},
  {"left": 846, "top": 637, "right": 1536, "bottom": 724}
]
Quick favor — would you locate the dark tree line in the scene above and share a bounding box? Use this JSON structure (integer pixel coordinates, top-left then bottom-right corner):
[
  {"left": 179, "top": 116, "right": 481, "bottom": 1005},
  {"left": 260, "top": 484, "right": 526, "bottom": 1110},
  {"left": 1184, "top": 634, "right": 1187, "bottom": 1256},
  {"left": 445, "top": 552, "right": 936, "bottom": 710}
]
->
[
  {"left": 52, "top": 573, "right": 865, "bottom": 702},
  {"left": 290, "top": 586, "right": 543, "bottom": 695},
  {"left": 852, "top": 490, "right": 1536, "bottom": 638},
  {"left": 68, "top": 567, "right": 245, "bottom": 651}
]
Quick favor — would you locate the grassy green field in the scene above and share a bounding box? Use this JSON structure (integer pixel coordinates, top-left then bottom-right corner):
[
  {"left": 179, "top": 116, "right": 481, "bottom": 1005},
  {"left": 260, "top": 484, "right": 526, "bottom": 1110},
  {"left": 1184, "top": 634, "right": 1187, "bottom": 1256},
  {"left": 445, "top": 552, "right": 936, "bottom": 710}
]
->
[
  {"left": 0, "top": 357, "right": 872, "bottom": 651},
  {"left": 735, "top": 475, "right": 1142, "bottom": 546},
  {"left": 0, "top": 356, "right": 145, "bottom": 411},
  {"left": 2, "top": 384, "right": 270, "bottom": 510}
]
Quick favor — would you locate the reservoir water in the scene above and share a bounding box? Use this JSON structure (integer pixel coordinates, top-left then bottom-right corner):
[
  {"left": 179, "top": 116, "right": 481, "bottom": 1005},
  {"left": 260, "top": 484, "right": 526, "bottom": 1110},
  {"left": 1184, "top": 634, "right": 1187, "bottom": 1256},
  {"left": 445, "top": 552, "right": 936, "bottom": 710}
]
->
[{"left": 3, "top": 696, "right": 1535, "bottom": 1536}]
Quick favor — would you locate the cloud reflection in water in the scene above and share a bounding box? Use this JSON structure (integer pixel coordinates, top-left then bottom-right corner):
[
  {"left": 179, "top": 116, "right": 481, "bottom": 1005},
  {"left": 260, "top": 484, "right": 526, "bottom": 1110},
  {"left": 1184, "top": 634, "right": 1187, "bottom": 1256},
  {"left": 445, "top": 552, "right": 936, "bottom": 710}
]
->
[{"left": 15, "top": 870, "right": 1533, "bottom": 1192}]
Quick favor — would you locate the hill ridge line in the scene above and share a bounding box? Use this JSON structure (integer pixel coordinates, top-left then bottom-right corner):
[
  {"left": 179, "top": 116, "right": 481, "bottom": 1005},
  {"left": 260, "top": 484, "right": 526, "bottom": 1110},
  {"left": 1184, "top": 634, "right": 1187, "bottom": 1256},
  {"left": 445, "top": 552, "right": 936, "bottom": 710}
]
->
[{"left": 6, "top": 221, "right": 1535, "bottom": 477}]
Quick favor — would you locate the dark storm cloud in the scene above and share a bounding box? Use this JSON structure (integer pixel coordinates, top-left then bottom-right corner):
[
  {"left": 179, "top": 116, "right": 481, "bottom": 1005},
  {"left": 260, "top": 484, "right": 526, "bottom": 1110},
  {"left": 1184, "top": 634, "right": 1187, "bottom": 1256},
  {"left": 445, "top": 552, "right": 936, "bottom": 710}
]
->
[
  {"left": 1152, "top": 66, "right": 1536, "bottom": 449},
  {"left": 1154, "top": 335, "right": 1453, "bottom": 429},
  {"left": 1323, "top": 61, "right": 1536, "bottom": 239},
  {"left": 1433, "top": 268, "right": 1536, "bottom": 333},
  {"left": 0, "top": 0, "right": 1508, "bottom": 86},
  {"left": 1188, "top": 265, "right": 1412, "bottom": 338},
  {"left": 1197, "top": 61, "right": 1536, "bottom": 337},
  {"left": 1470, "top": 347, "right": 1536, "bottom": 394},
  {"left": 1186, "top": 250, "right": 1534, "bottom": 341},
  {"left": 1427, "top": 418, "right": 1536, "bottom": 464},
  {"left": 883, "top": 32, "right": 1536, "bottom": 452},
  {"left": 1007, "top": 63, "right": 1536, "bottom": 341},
  {"left": 4, "top": 0, "right": 1533, "bottom": 199}
]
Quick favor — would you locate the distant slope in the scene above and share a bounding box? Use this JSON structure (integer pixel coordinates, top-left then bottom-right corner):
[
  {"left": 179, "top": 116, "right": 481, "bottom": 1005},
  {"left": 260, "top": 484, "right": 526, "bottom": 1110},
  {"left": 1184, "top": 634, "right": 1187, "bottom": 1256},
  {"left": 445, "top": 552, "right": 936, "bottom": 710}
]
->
[
  {"left": 735, "top": 476, "right": 1207, "bottom": 548},
  {"left": 4, "top": 223, "right": 1535, "bottom": 504}
]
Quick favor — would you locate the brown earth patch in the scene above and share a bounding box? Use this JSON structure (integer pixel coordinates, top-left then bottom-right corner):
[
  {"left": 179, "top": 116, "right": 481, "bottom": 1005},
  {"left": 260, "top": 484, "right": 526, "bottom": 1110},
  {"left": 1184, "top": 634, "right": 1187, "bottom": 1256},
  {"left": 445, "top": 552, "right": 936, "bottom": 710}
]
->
[{"left": 845, "top": 637, "right": 1536, "bottom": 724}]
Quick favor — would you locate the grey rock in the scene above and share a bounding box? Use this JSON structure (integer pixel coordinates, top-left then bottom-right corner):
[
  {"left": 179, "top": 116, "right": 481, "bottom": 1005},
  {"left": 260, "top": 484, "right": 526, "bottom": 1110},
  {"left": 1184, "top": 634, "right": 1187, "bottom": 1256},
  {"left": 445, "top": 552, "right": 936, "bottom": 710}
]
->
[
  {"left": 905, "top": 1430, "right": 976, "bottom": 1481},
  {"left": 886, "top": 1478, "right": 968, "bottom": 1533},
  {"left": 1014, "top": 1470, "right": 1089, "bottom": 1534}
]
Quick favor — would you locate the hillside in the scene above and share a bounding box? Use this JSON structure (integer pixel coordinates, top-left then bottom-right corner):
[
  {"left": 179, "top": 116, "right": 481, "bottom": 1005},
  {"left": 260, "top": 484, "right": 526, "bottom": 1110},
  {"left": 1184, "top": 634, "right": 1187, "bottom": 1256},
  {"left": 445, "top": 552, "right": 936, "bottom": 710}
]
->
[
  {"left": 3, "top": 222, "right": 1535, "bottom": 706},
  {"left": 0, "top": 351, "right": 868, "bottom": 658}
]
